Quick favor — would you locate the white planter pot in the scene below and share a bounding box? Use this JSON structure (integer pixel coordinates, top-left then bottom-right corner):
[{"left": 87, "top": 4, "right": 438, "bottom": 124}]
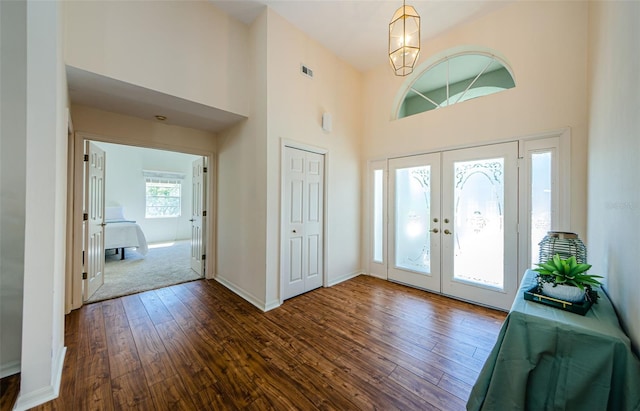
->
[{"left": 541, "top": 283, "right": 585, "bottom": 303}]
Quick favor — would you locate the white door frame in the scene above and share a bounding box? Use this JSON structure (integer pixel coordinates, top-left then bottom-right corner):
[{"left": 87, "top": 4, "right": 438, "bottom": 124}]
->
[
  {"left": 66, "top": 131, "right": 216, "bottom": 312},
  {"left": 279, "top": 139, "right": 328, "bottom": 305},
  {"left": 516, "top": 128, "right": 571, "bottom": 280},
  {"left": 190, "top": 157, "right": 207, "bottom": 276},
  {"left": 83, "top": 141, "right": 107, "bottom": 301},
  {"left": 364, "top": 128, "right": 572, "bottom": 311},
  {"left": 366, "top": 159, "right": 388, "bottom": 279}
]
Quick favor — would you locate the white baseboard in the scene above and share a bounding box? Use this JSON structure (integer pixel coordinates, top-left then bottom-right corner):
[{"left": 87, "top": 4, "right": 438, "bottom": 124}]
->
[
  {"left": 13, "top": 346, "right": 66, "bottom": 411},
  {"left": 366, "top": 272, "right": 388, "bottom": 280},
  {"left": 327, "top": 270, "right": 363, "bottom": 287},
  {"left": 215, "top": 271, "right": 362, "bottom": 312},
  {"left": 214, "top": 276, "right": 268, "bottom": 312},
  {"left": 0, "top": 361, "right": 20, "bottom": 379},
  {"left": 264, "top": 299, "right": 281, "bottom": 311}
]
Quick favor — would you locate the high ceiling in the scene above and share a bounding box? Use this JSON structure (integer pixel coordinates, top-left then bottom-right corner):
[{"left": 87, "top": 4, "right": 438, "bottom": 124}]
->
[
  {"left": 210, "top": 0, "right": 512, "bottom": 72},
  {"left": 68, "top": 1, "right": 513, "bottom": 132}
]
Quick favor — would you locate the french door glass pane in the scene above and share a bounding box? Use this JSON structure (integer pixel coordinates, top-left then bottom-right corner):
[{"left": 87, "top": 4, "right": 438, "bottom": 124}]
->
[
  {"left": 373, "top": 169, "right": 384, "bottom": 262},
  {"left": 531, "top": 151, "right": 552, "bottom": 266},
  {"left": 453, "top": 158, "right": 504, "bottom": 288},
  {"left": 395, "top": 166, "right": 431, "bottom": 274}
]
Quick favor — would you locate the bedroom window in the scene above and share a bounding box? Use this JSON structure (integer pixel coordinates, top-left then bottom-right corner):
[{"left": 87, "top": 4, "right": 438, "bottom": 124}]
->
[
  {"left": 144, "top": 173, "right": 183, "bottom": 218},
  {"left": 145, "top": 178, "right": 181, "bottom": 218}
]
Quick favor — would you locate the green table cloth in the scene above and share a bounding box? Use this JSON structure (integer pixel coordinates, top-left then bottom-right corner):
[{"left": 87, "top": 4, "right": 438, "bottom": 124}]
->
[{"left": 467, "top": 269, "right": 640, "bottom": 411}]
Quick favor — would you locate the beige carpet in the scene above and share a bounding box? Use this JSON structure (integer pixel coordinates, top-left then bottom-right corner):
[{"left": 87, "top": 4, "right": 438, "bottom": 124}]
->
[{"left": 87, "top": 240, "right": 201, "bottom": 303}]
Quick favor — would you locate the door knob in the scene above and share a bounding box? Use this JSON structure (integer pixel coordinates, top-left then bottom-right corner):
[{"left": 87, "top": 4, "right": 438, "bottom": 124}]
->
[
  {"left": 444, "top": 218, "right": 450, "bottom": 224},
  {"left": 430, "top": 228, "right": 439, "bottom": 233},
  {"left": 293, "top": 229, "right": 297, "bottom": 233},
  {"left": 444, "top": 229, "right": 452, "bottom": 235},
  {"left": 189, "top": 219, "right": 194, "bottom": 222}
]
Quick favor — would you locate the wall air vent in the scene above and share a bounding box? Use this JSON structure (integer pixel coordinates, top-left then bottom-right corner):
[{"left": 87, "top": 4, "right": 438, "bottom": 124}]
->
[{"left": 301, "top": 64, "right": 313, "bottom": 78}]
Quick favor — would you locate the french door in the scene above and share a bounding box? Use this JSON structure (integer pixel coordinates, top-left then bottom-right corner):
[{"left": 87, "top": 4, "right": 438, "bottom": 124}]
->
[
  {"left": 388, "top": 153, "right": 441, "bottom": 291},
  {"left": 190, "top": 157, "right": 206, "bottom": 275},
  {"left": 84, "top": 141, "right": 106, "bottom": 301},
  {"left": 388, "top": 142, "right": 519, "bottom": 310}
]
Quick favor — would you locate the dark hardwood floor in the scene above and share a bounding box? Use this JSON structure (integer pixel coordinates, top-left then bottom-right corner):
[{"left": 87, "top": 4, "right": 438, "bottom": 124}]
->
[
  {"left": 0, "top": 374, "right": 19, "bottom": 411},
  {"left": 11, "top": 275, "right": 506, "bottom": 411}
]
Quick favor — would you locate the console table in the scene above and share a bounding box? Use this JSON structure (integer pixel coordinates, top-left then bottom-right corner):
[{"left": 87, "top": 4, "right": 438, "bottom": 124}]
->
[{"left": 467, "top": 269, "right": 640, "bottom": 411}]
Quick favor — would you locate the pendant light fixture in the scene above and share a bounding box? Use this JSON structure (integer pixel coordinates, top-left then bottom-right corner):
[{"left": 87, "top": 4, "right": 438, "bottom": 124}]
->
[{"left": 389, "top": 0, "right": 421, "bottom": 76}]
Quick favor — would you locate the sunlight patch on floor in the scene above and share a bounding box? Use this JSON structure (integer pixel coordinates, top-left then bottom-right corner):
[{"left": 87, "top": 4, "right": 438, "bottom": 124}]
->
[{"left": 148, "top": 241, "right": 176, "bottom": 249}]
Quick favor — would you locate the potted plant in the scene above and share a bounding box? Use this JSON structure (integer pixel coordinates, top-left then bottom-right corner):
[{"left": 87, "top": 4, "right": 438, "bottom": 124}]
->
[{"left": 534, "top": 254, "right": 603, "bottom": 303}]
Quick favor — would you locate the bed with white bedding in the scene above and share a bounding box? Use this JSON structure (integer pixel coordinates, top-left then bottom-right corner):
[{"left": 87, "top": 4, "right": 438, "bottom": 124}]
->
[{"left": 104, "top": 207, "right": 148, "bottom": 259}]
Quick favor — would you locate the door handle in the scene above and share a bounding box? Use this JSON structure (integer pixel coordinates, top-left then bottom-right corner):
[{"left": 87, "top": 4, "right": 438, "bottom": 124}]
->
[
  {"left": 292, "top": 229, "right": 297, "bottom": 233},
  {"left": 100, "top": 222, "right": 106, "bottom": 227},
  {"left": 430, "top": 228, "right": 439, "bottom": 233},
  {"left": 189, "top": 219, "right": 194, "bottom": 222},
  {"left": 444, "top": 229, "right": 452, "bottom": 235}
]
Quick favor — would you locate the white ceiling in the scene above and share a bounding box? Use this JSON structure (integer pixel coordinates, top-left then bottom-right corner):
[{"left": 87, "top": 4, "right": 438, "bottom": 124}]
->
[
  {"left": 68, "top": 1, "right": 511, "bottom": 133},
  {"left": 210, "top": 0, "right": 512, "bottom": 72},
  {"left": 67, "top": 66, "right": 246, "bottom": 133}
]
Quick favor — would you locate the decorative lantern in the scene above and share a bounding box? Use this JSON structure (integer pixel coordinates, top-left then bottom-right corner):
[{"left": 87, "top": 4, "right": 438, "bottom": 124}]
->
[
  {"left": 538, "top": 231, "right": 587, "bottom": 264},
  {"left": 389, "top": 1, "right": 421, "bottom": 76}
]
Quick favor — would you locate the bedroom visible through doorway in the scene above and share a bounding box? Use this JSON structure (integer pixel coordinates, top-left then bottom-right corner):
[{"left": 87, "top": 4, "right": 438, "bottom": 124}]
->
[{"left": 85, "top": 141, "right": 205, "bottom": 302}]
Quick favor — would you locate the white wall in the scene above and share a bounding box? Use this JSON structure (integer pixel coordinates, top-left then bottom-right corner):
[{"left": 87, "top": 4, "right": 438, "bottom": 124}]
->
[
  {"left": 217, "top": 8, "right": 363, "bottom": 310},
  {"left": 94, "top": 142, "right": 200, "bottom": 243},
  {"left": 265, "top": 10, "right": 363, "bottom": 306},
  {"left": 216, "top": 10, "right": 269, "bottom": 309},
  {"left": 361, "top": 1, "right": 589, "bottom": 267},
  {"left": 64, "top": 0, "right": 249, "bottom": 118},
  {"left": 0, "top": 0, "right": 26, "bottom": 379},
  {"left": 13, "top": 0, "right": 68, "bottom": 409},
  {"left": 587, "top": 1, "right": 640, "bottom": 353}
]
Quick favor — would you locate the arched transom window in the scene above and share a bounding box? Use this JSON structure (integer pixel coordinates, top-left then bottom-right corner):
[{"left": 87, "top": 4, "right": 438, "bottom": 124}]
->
[{"left": 397, "top": 51, "right": 515, "bottom": 119}]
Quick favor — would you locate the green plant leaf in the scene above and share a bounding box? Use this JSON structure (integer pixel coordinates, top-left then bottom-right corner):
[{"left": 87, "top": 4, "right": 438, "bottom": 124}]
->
[{"left": 536, "top": 254, "right": 602, "bottom": 289}]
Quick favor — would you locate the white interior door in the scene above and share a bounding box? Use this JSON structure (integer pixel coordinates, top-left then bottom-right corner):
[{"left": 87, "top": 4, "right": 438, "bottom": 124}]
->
[
  {"left": 387, "top": 142, "right": 519, "bottom": 310},
  {"left": 441, "top": 142, "right": 519, "bottom": 310},
  {"left": 190, "top": 157, "right": 206, "bottom": 276},
  {"left": 388, "top": 153, "right": 441, "bottom": 292},
  {"left": 282, "top": 147, "right": 324, "bottom": 300},
  {"left": 84, "top": 141, "right": 106, "bottom": 301}
]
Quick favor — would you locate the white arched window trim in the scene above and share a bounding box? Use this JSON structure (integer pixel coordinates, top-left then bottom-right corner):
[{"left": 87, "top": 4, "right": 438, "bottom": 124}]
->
[{"left": 391, "top": 46, "right": 516, "bottom": 120}]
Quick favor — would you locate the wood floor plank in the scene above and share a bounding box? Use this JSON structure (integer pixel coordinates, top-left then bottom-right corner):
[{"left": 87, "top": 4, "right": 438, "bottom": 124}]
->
[
  {"left": 76, "top": 303, "right": 107, "bottom": 359},
  {"left": 438, "top": 372, "right": 474, "bottom": 402},
  {"left": 110, "top": 371, "right": 153, "bottom": 410},
  {"left": 153, "top": 320, "right": 218, "bottom": 395},
  {"left": 189, "top": 382, "right": 235, "bottom": 410},
  {"left": 102, "top": 299, "right": 142, "bottom": 379},
  {"left": 120, "top": 294, "right": 150, "bottom": 322},
  {"left": 148, "top": 375, "right": 197, "bottom": 411},
  {"left": 153, "top": 287, "right": 199, "bottom": 330},
  {"left": 282, "top": 286, "right": 479, "bottom": 385},
  {"left": 188, "top": 326, "right": 261, "bottom": 408},
  {"left": 389, "top": 364, "right": 467, "bottom": 411},
  {"left": 73, "top": 350, "right": 114, "bottom": 411},
  {"left": 125, "top": 314, "right": 178, "bottom": 387},
  {"left": 0, "top": 374, "right": 20, "bottom": 411},
  {"left": 259, "top": 346, "right": 361, "bottom": 410},
  {"left": 138, "top": 290, "right": 174, "bottom": 325},
  {"left": 33, "top": 275, "right": 506, "bottom": 410}
]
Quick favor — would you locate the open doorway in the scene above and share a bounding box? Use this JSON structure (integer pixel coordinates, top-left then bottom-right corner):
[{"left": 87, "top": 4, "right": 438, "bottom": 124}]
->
[{"left": 85, "top": 141, "right": 204, "bottom": 302}]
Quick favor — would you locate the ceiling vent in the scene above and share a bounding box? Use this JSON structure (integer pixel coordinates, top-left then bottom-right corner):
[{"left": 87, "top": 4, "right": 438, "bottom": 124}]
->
[{"left": 301, "top": 64, "right": 313, "bottom": 78}]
